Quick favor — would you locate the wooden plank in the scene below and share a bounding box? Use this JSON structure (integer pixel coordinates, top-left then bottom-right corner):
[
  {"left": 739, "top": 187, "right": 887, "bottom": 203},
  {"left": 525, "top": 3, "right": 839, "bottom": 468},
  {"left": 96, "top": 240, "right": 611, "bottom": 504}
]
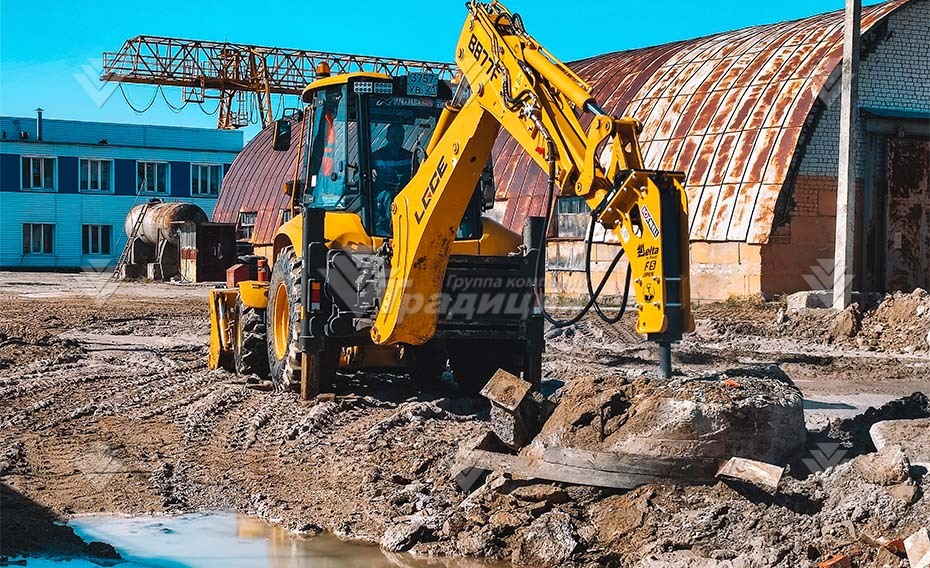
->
[
  {"left": 459, "top": 449, "right": 687, "bottom": 489},
  {"left": 542, "top": 446, "right": 720, "bottom": 481}
]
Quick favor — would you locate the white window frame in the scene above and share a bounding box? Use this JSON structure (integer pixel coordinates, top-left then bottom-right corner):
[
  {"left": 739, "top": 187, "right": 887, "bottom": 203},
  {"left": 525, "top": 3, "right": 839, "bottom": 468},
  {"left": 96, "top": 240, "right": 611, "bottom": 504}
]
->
[
  {"left": 190, "top": 163, "right": 223, "bottom": 196},
  {"left": 22, "top": 223, "right": 55, "bottom": 255},
  {"left": 136, "top": 161, "right": 170, "bottom": 194},
  {"left": 237, "top": 211, "right": 258, "bottom": 240},
  {"left": 82, "top": 224, "right": 112, "bottom": 256},
  {"left": 79, "top": 158, "right": 115, "bottom": 193},
  {"left": 20, "top": 156, "right": 58, "bottom": 191}
]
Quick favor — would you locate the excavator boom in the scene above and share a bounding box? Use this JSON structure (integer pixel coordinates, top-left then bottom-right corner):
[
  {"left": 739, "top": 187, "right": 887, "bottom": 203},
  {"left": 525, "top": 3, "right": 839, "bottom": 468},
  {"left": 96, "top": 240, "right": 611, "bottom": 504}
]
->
[{"left": 370, "top": 1, "right": 692, "bottom": 366}]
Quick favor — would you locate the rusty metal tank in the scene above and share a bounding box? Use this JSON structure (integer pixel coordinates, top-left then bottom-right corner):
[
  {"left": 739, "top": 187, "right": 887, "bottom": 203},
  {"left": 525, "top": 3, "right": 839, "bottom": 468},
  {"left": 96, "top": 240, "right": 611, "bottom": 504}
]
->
[{"left": 124, "top": 201, "right": 209, "bottom": 245}]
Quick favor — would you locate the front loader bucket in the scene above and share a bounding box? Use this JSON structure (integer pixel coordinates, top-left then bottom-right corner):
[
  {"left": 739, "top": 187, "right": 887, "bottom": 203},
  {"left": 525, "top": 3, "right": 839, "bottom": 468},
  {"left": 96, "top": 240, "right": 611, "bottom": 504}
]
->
[{"left": 208, "top": 288, "right": 239, "bottom": 371}]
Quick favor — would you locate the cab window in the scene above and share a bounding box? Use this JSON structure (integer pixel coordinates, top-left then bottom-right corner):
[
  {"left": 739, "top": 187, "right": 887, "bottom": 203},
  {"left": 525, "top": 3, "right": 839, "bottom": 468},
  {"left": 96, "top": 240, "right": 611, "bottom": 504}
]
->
[{"left": 306, "top": 86, "right": 360, "bottom": 210}]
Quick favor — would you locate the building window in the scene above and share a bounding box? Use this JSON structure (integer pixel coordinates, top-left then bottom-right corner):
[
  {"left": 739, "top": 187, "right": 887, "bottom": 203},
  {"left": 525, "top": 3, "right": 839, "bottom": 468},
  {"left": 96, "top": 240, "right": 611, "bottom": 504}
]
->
[
  {"left": 137, "top": 161, "right": 169, "bottom": 194},
  {"left": 237, "top": 211, "right": 257, "bottom": 239},
  {"left": 79, "top": 159, "right": 113, "bottom": 192},
  {"left": 82, "top": 224, "right": 112, "bottom": 255},
  {"left": 557, "top": 197, "right": 586, "bottom": 214},
  {"left": 191, "top": 163, "right": 223, "bottom": 196},
  {"left": 22, "top": 223, "right": 54, "bottom": 255},
  {"left": 21, "top": 156, "right": 57, "bottom": 190}
]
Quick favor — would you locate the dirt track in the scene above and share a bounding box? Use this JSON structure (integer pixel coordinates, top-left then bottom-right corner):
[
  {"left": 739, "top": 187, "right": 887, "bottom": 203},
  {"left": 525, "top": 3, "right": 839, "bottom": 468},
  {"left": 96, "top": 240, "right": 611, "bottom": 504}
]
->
[{"left": 1, "top": 273, "right": 929, "bottom": 566}]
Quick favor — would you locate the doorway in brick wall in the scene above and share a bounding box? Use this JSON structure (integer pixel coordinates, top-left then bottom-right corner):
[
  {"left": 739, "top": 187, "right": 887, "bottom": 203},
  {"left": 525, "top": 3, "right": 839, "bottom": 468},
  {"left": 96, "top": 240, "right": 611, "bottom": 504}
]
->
[{"left": 885, "top": 136, "right": 930, "bottom": 292}]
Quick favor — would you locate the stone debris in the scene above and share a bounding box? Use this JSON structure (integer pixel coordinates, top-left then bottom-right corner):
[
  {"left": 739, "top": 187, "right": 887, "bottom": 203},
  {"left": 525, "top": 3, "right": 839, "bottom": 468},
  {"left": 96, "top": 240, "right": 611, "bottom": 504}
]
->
[
  {"left": 512, "top": 511, "right": 578, "bottom": 566},
  {"left": 870, "top": 418, "right": 930, "bottom": 468},
  {"left": 905, "top": 528, "right": 930, "bottom": 568},
  {"left": 851, "top": 444, "right": 911, "bottom": 486},
  {"left": 380, "top": 521, "right": 426, "bottom": 552}
]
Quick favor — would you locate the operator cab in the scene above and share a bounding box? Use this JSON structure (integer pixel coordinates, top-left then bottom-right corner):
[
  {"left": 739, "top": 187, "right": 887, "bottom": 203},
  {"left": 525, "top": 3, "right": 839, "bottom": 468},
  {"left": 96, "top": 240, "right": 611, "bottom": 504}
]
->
[{"left": 295, "top": 72, "right": 487, "bottom": 239}]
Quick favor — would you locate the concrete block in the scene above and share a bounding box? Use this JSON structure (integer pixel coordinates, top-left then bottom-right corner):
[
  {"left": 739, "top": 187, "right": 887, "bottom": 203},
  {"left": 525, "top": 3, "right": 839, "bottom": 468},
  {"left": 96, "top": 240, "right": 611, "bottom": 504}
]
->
[
  {"left": 870, "top": 418, "right": 930, "bottom": 469},
  {"left": 905, "top": 528, "right": 930, "bottom": 568},
  {"left": 786, "top": 290, "right": 833, "bottom": 311}
]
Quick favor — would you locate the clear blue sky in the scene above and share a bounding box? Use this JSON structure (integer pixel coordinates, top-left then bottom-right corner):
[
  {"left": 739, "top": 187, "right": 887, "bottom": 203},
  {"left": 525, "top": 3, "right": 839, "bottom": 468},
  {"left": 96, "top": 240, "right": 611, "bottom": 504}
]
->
[{"left": 0, "top": 0, "right": 884, "bottom": 142}]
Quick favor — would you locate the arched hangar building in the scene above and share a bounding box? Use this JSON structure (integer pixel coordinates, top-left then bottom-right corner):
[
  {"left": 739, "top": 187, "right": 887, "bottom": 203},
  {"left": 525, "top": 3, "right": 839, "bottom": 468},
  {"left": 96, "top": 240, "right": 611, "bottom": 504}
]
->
[{"left": 215, "top": 0, "right": 929, "bottom": 300}]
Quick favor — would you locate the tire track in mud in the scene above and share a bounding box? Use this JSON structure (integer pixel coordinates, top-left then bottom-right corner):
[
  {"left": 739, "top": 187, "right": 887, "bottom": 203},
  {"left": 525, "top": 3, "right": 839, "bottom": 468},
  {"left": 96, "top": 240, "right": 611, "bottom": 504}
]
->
[{"left": 181, "top": 384, "right": 250, "bottom": 442}]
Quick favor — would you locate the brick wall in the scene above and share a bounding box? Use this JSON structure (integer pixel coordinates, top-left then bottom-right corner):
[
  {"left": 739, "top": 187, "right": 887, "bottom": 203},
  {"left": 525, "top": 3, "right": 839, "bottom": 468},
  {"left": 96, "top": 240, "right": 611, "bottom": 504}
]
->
[
  {"left": 759, "top": 0, "right": 929, "bottom": 296},
  {"left": 798, "top": 0, "right": 930, "bottom": 179}
]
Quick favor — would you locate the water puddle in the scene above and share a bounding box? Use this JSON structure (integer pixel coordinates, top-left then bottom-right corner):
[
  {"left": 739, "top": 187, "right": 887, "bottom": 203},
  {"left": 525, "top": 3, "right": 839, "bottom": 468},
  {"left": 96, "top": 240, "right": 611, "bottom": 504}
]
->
[{"left": 14, "top": 512, "right": 509, "bottom": 567}]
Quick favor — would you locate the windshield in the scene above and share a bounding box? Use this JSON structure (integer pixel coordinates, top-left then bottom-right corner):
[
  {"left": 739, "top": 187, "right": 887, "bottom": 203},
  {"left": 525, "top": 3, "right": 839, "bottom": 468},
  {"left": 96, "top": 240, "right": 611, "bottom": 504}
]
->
[
  {"left": 367, "top": 96, "right": 443, "bottom": 235},
  {"left": 302, "top": 82, "right": 483, "bottom": 240}
]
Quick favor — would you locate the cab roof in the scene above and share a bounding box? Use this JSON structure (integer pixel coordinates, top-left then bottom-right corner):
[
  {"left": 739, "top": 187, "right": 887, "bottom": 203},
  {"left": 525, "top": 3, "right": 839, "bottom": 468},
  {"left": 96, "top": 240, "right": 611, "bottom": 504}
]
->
[{"left": 301, "top": 72, "right": 391, "bottom": 102}]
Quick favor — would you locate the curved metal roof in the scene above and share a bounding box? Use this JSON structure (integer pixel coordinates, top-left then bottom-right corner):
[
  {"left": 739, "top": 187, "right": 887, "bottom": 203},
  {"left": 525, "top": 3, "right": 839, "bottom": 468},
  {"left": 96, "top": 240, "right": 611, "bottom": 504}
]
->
[
  {"left": 216, "top": 0, "right": 912, "bottom": 246},
  {"left": 213, "top": 115, "right": 300, "bottom": 244},
  {"left": 494, "top": 0, "right": 912, "bottom": 244}
]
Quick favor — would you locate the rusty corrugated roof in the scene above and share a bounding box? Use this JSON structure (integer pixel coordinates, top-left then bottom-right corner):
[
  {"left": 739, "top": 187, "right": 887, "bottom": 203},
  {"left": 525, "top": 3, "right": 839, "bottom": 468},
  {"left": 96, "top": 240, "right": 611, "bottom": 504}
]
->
[
  {"left": 216, "top": 0, "right": 911, "bottom": 247},
  {"left": 213, "top": 116, "right": 300, "bottom": 245},
  {"left": 494, "top": 0, "right": 912, "bottom": 244}
]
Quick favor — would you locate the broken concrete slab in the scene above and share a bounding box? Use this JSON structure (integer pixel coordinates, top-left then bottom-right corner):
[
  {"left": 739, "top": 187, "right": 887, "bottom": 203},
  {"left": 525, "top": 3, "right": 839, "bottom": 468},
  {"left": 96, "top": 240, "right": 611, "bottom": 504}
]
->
[
  {"left": 787, "top": 290, "right": 833, "bottom": 311},
  {"left": 851, "top": 444, "right": 911, "bottom": 486},
  {"left": 716, "top": 457, "right": 784, "bottom": 493},
  {"left": 530, "top": 368, "right": 806, "bottom": 467},
  {"left": 905, "top": 528, "right": 930, "bottom": 568},
  {"left": 482, "top": 369, "right": 539, "bottom": 449},
  {"left": 870, "top": 418, "right": 930, "bottom": 468}
]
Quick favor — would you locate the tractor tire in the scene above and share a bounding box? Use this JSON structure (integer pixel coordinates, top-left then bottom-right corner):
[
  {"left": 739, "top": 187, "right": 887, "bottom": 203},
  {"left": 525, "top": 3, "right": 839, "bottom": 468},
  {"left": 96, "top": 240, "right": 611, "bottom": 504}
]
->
[
  {"left": 266, "top": 246, "right": 303, "bottom": 392},
  {"left": 447, "top": 339, "right": 523, "bottom": 395},
  {"left": 234, "top": 298, "right": 269, "bottom": 380},
  {"left": 408, "top": 340, "right": 448, "bottom": 389}
]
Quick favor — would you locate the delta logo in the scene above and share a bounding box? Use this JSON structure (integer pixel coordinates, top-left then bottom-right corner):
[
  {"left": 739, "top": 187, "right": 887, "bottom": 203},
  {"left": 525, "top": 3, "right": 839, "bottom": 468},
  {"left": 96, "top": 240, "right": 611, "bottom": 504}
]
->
[{"left": 637, "top": 244, "right": 659, "bottom": 258}]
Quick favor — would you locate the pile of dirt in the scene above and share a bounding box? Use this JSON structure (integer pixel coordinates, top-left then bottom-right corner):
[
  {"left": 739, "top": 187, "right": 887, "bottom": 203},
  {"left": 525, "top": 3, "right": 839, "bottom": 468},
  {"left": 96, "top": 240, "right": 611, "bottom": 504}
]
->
[
  {"left": 844, "top": 289, "right": 930, "bottom": 353},
  {"left": 779, "top": 289, "right": 930, "bottom": 353}
]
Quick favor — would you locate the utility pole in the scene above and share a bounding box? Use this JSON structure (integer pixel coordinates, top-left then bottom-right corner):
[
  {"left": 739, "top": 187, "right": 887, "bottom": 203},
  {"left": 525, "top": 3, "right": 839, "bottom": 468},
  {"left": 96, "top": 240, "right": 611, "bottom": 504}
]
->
[{"left": 833, "top": 0, "right": 862, "bottom": 310}]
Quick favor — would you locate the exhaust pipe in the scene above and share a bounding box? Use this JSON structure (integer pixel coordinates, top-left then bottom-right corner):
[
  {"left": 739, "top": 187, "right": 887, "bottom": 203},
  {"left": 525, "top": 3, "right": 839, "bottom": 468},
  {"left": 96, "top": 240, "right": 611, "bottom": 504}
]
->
[{"left": 35, "top": 108, "right": 43, "bottom": 141}]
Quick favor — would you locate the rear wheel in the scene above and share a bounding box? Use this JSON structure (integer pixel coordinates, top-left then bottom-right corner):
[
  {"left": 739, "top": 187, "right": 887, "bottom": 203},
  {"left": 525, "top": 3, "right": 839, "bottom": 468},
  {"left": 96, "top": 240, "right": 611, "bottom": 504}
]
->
[
  {"left": 234, "top": 298, "right": 269, "bottom": 379},
  {"left": 408, "top": 341, "right": 448, "bottom": 389},
  {"left": 267, "top": 246, "right": 303, "bottom": 391},
  {"left": 447, "top": 339, "right": 523, "bottom": 394}
]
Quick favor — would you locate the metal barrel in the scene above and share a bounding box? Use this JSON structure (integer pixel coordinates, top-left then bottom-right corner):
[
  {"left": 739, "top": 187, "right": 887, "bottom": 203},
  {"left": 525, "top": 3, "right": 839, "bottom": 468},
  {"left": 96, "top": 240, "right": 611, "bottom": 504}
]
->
[{"left": 124, "top": 201, "right": 208, "bottom": 245}]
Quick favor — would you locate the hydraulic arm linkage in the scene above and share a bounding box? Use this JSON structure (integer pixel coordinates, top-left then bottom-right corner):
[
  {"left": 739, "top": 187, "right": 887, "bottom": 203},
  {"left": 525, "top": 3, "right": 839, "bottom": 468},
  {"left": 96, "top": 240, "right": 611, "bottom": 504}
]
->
[{"left": 371, "top": 1, "right": 693, "bottom": 376}]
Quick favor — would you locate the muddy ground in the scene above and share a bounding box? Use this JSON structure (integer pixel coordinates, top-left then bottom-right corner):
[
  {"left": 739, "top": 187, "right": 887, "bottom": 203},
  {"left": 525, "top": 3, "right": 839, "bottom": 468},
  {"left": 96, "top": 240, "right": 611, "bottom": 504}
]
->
[{"left": 1, "top": 272, "right": 929, "bottom": 567}]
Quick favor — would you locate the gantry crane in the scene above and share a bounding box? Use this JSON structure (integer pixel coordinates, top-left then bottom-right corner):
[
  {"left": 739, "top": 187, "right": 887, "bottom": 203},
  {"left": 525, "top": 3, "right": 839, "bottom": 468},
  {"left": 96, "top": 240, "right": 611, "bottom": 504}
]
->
[{"left": 101, "top": 36, "right": 456, "bottom": 129}]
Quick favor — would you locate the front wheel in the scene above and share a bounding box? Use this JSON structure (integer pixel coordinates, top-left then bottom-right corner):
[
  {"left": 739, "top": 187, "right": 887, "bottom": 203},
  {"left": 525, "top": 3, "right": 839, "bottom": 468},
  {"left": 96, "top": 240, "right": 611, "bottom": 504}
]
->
[
  {"left": 266, "top": 247, "right": 303, "bottom": 391},
  {"left": 234, "top": 298, "right": 269, "bottom": 379}
]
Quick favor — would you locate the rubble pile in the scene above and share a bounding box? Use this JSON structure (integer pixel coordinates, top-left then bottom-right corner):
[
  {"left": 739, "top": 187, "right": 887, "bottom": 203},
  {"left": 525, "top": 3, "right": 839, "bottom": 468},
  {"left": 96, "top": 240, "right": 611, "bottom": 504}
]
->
[
  {"left": 782, "top": 289, "right": 930, "bottom": 353},
  {"left": 847, "top": 289, "right": 930, "bottom": 353},
  {"left": 387, "top": 395, "right": 930, "bottom": 567}
]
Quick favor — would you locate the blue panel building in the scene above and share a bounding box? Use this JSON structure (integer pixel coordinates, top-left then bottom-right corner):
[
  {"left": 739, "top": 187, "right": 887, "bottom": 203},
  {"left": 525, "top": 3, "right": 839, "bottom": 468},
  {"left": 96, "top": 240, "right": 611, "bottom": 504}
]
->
[{"left": 0, "top": 112, "right": 242, "bottom": 270}]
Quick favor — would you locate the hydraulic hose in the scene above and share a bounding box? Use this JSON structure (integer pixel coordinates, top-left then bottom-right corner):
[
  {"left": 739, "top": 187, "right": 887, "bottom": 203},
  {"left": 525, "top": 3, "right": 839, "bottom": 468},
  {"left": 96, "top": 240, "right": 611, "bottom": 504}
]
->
[
  {"left": 584, "top": 216, "right": 632, "bottom": 324},
  {"left": 531, "top": 138, "right": 631, "bottom": 329}
]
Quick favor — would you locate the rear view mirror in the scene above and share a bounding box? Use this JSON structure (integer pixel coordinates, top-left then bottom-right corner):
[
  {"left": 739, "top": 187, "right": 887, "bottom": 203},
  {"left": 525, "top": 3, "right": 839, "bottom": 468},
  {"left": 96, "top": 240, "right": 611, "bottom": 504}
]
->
[
  {"left": 479, "top": 160, "right": 496, "bottom": 211},
  {"left": 272, "top": 119, "right": 291, "bottom": 151}
]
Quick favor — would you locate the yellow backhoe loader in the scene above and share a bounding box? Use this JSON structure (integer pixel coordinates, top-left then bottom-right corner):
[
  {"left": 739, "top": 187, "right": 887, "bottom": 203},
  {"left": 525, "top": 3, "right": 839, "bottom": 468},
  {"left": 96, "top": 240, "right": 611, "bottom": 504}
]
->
[{"left": 208, "top": 0, "right": 693, "bottom": 399}]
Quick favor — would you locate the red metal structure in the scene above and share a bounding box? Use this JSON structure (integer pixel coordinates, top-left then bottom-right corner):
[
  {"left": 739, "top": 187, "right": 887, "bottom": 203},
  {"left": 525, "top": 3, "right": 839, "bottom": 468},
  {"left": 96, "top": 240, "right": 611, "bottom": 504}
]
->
[{"left": 101, "top": 36, "right": 456, "bottom": 129}]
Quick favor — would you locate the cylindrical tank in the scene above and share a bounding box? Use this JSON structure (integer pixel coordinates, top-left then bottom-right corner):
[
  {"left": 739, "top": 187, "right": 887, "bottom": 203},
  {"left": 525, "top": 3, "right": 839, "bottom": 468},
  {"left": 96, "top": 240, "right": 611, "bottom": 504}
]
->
[{"left": 124, "top": 201, "right": 208, "bottom": 245}]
